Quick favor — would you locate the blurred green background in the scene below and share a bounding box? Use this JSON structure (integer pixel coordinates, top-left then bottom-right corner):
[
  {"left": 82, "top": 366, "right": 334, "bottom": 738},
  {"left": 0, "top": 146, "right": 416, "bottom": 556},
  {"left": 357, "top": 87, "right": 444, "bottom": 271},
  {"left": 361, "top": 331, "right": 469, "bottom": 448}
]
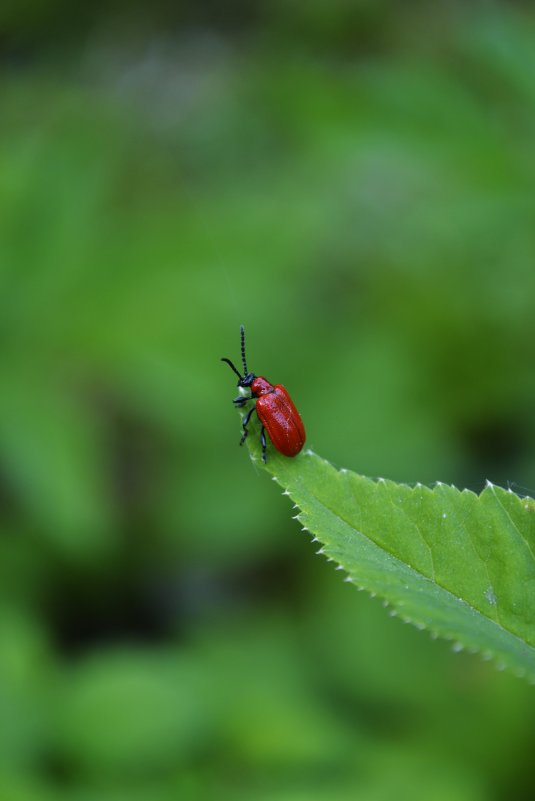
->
[{"left": 1, "top": 2, "right": 535, "bottom": 799}]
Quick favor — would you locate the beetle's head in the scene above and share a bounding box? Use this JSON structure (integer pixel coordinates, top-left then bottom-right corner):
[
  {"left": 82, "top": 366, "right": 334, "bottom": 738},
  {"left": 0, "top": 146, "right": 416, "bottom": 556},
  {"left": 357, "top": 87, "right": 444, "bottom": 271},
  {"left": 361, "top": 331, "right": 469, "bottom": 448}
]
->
[
  {"left": 238, "top": 372, "right": 256, "bottom": 388},
  {"left": 220, "top": 360, "right": 256, "bottom": 388},
  {"left": 221, "top": 325, "right": 256, "bottom": 388}
]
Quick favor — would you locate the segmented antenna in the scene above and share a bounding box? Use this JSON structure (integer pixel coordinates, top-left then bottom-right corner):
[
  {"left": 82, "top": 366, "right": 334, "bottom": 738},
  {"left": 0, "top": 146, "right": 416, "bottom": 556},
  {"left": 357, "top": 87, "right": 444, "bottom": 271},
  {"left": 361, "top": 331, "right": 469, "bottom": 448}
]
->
[
  {"left": 220, "top": 357, "right": 242, "bottom": 379},
  {"left": 240, "top": 325, "right": 248, "bottom": 375}
]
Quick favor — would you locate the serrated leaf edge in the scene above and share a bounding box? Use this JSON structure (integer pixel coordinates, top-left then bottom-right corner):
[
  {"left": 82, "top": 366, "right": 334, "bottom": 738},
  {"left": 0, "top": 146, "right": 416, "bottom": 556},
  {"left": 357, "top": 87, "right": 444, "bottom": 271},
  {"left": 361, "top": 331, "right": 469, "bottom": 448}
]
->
[{"left": 268, "top": 459, "right": 535, "bottom": 683}]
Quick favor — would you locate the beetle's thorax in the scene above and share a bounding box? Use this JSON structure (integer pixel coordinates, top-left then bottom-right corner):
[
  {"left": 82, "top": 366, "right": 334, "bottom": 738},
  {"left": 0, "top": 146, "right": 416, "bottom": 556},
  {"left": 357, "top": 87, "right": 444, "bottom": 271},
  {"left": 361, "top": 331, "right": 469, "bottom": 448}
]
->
[{"left": 251, "top": 376, "right": 274, "bottom": 397}]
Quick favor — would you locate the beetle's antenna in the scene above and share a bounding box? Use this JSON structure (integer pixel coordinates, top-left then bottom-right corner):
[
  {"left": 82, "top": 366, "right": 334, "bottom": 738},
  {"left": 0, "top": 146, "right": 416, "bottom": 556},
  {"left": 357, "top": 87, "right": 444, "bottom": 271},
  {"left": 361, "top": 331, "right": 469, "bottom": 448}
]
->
[
  {"left": 221, "top": 357, "right": 243, "bottom": 380},
  {"left": 240, "top": 325, "right": 248, "bottom": 375}
]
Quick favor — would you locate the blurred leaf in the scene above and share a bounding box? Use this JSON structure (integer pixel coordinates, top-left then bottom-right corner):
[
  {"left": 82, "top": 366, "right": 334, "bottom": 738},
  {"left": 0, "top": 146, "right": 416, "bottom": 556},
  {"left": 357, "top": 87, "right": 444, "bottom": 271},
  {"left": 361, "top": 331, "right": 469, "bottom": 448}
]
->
[
  {"left": 0, "top": 608, "right": 52, "bottom": 771},
  {"left": 54, "top": 649, "right": 210, "bottom": 779},
  {"left": 0, "top": 365, "right": 114, "bottom": 556},
  {"left": 249, "top": 439, "right": 535, "bottom": 680}
]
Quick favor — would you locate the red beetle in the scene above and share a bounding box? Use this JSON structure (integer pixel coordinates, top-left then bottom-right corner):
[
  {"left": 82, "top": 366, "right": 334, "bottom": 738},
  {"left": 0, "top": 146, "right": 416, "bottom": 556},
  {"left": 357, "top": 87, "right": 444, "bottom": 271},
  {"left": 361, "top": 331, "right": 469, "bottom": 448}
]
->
[{"left": 221, "top": 325, "right": 306, "bottom": 463}]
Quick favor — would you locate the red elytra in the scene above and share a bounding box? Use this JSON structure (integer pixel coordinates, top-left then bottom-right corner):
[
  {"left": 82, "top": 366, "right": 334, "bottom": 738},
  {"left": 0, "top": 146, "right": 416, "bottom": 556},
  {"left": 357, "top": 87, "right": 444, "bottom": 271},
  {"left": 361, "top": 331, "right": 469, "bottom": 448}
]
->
[{"left": 221, "top": 327, "right": 306, "bottom": 463}]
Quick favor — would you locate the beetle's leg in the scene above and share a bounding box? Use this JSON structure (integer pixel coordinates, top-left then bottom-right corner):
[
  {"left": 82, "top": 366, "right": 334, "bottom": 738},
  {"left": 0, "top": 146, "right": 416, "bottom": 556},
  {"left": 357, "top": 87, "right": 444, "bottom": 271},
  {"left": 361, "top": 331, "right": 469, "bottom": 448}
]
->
[
  {"left": 260, "top": 426, "right": 267, "bottom": 463},
  {"left": 240, "top": 406, "right": 256, "bottom": 446},
  {"left": 233, "top": 394, "right": 251, "bottom": 407}
]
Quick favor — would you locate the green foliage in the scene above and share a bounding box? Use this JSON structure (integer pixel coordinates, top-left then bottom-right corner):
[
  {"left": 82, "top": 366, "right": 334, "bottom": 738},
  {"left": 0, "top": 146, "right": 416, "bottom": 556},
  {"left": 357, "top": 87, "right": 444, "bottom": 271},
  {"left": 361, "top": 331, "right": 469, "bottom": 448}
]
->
[
  {"left": 1, "top": 2, "right": 535, "bottom": 800},
  {"left": 248, "top": 437, "right": 535, "bottom": 680}
]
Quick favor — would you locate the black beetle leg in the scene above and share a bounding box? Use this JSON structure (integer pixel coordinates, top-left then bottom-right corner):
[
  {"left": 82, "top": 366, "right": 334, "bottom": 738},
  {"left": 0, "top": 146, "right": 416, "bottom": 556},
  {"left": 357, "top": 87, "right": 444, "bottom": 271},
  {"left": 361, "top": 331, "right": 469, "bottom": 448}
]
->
[
  {"left": 233, "top": 394, "right": 251, "bottom": 408},
  {"left": 260, "top": 426, "right": 267, "bottom": 463},
  {"left": 240, "top": 405, "right": 256, "bottom": 446}
]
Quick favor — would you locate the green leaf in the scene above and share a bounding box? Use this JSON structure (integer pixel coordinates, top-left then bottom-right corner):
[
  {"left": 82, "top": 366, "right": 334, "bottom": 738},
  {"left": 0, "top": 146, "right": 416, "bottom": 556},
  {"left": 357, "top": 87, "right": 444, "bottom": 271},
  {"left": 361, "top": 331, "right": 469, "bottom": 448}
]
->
[{"left": 245, "top": 434, "right": 535, "bottom": 681}]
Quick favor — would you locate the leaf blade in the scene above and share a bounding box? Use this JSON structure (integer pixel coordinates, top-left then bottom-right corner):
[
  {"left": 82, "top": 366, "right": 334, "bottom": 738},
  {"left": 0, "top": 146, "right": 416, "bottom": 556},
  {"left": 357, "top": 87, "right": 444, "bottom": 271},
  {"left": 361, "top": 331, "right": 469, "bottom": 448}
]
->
[{"left": 250, "top": 441, "right": 535, "bottom": 681}]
